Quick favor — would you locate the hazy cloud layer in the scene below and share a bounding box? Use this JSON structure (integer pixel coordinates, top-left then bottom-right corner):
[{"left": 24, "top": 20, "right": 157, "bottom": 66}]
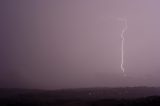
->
[{"left": 1, "top": 0, "right": 160, "bottom": 89}]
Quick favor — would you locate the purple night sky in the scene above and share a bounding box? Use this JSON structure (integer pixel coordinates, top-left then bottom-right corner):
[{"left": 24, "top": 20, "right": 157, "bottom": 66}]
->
[{"left": 1, "top": 0, "right": 160, "bottom": 89}]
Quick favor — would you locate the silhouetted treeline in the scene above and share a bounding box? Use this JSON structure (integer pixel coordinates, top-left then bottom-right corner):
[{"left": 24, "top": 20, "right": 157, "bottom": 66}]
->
[
  {"left": 1, "top": 96, "right": 160, "bottom": 106},
  {"left": 1, "top": 87, "right": 160, "bottom": 106}
]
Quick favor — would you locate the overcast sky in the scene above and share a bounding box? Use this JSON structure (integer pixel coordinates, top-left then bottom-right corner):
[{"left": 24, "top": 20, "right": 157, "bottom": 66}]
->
[{"left": 1, "top": 0, "right": 160, "bottom": 89}]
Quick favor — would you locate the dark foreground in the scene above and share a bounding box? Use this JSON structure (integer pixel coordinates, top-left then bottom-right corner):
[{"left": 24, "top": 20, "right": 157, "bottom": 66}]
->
[{"left": 1, "top": 87, "right": 160, "bottom": 106}]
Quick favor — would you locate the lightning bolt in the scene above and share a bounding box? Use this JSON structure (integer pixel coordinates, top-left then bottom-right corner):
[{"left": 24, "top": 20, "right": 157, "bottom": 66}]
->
[
  {"left": 118, "top": 18, "right": 128, "bottom": 76},
  {"left": 99, "top": 16, "right": 128, "bottom": 76}
]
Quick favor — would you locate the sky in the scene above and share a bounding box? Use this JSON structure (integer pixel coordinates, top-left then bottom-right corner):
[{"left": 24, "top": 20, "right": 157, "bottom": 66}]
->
[{"left": 1, "top": 0, "right": 160, "bottom": 89}]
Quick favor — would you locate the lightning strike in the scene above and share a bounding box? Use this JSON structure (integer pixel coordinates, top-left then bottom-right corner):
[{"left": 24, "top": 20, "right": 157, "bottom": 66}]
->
[
  {"left": 118, "top": 18, "right": 128, "bottom": 76},
  {"left": 101, "top": 16, "right": 128, "bottom": 76}
]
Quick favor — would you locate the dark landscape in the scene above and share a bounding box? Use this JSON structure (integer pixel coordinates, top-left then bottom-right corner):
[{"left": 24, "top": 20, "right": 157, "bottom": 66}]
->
[{"left": 1, "top": 87, "right": 160, "bottom": 106}]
